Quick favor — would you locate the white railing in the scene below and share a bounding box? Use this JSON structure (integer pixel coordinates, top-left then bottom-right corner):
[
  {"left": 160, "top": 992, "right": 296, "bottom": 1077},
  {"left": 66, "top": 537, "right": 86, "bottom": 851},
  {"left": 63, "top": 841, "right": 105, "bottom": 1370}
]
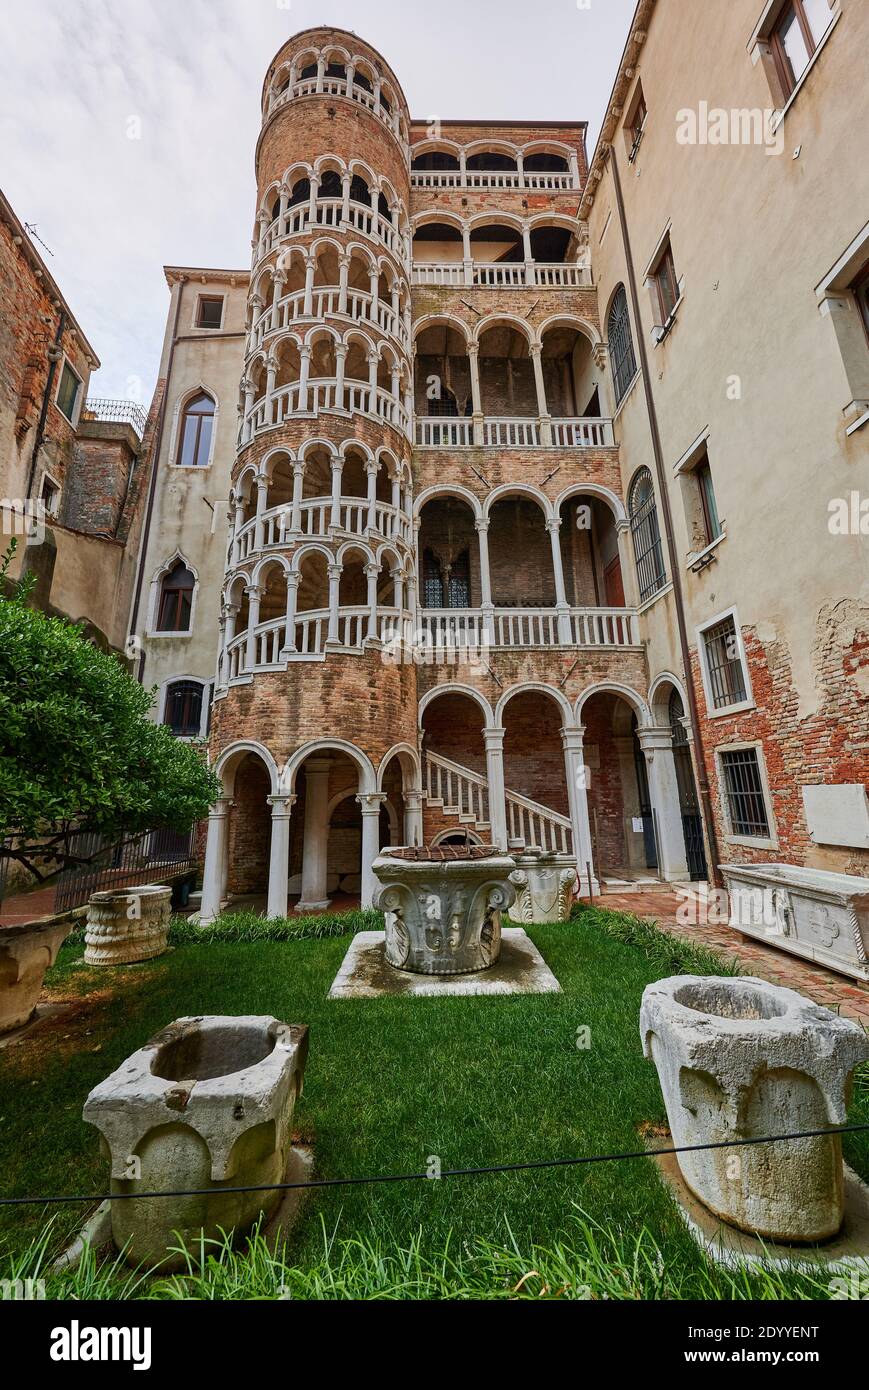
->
[
  {"left": 414, "top": 416, "right": 614, "bottom": 449},
  {"left": 411, "top": 261, "right": 592, "bottom": 289},
  {"left": 258, "top": 198, "right": 409, "bottom": 267},
  {"left": 225, "top": 607, "right": 410, "bottom": 678},
  {"left": 423, "top": 750, "right": 573, "bottom": 853},
  {"left": 505, "top": 789, "right": 573, "bottom": 854},
  {"left": 418, "top": 606, "right": 640, "bottom": 649},
  {"left": 410, "top": 170, "right": 577, "bottom": 191},
  {"left": 424, "top": 751, "right": 489, "bottom": 828},
  {"left": 242, "top": 379, "right": 410, "bottom": 444},
  {"left": 232, "top": 497, "right": 412, "bottom": 565},
  {"left": 265, "top": 76, "right": 405, "bottom": 145},
  {"left": 414, "top": 417, "right": 474, "bottom": 448},
  {"left": 252, "top": 286, "right": 408, "bottom": 352}
]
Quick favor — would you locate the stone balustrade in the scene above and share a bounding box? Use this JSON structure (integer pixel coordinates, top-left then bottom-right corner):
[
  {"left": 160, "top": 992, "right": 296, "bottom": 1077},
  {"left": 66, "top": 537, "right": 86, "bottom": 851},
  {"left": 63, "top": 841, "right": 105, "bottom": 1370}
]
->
[
  {"left": 414, "top": 415, "right": 614, "bottom": 449},
  {"left": 411, "top": 261, "right": 592, "bottom": 289}
]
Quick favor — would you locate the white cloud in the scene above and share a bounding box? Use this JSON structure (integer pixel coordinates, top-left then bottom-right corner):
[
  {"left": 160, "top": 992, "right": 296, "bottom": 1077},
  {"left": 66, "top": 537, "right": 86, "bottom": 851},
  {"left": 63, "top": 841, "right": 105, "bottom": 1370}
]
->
[{"left": 0, "top": 0, "right": 635, "bottom": 402}]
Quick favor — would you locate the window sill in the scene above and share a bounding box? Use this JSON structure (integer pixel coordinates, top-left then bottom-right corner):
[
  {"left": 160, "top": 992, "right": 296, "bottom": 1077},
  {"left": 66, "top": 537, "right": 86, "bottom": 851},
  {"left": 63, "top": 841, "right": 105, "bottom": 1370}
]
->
[
  {"left": 845, "top": 404, "right": 869, "bottom": 436},
  {"left": 652, "top": 290, "right": 684, "bottom": 346},
  {"left": 706, "top": 698, "right": 756, "bottom": 720},
  {"left": 686, "top": 530, "right": 726, "bottom": 571},
  {"left": 725, "top": 832, "right": 779, "bottom": 851},
  {"left": 148, "top": 630, "right": 193, "bottom": 639},
  {"left": 171, "top": 463, "right": 213, "bottom": 471},
  {"left": 637, "top": 580, "right": 673, "bottom": 614},
  {"left": 768, "top": 8, "right": 842, "bottom": 131}
]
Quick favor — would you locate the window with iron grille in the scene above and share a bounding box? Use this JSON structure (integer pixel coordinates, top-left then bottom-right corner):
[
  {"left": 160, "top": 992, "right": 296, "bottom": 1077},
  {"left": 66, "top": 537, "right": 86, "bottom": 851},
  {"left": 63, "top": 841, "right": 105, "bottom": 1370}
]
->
[
  {"left": 719, "top": 747, "right": 770, "bottom": 838},
  {"left": 628, "top": 467, "right": 666, "bottom": 601},
  {"left": 163, "top": 681, "right": 203, "bottom": 737},
  {"left": 702, "top": 615, "right": 747, "bottom": 709},
  {"left": 608, "top": 286, "right": 637, "bottom": 406}
]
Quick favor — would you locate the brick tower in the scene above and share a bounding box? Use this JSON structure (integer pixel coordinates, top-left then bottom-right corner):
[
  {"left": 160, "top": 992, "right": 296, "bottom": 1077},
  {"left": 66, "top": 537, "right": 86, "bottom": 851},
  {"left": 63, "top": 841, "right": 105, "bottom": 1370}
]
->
[{"left": 201, "top": 24, "right": 698, "bottom": 923}]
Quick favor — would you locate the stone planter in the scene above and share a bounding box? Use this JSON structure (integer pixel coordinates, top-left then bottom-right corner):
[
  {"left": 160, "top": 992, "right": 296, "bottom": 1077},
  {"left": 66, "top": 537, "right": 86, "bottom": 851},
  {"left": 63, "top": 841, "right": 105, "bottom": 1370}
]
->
[
  {"left": 509, "top": 852, "right": 575, "bottom": 924},
  {"left": 0, "top": 919, "right": 71, "bottom": 1034},
  {"left": 721, "top": 863, "right": 869, "bottom": 982},
  {"left": 372, "top": 846, "right": 516, "bottom": 975},
  {"left": 84, "top": 885, "right": 172, "bottom": 966},
  {"left": 641, "top": 975, "right": 869, "bottom": 1242},
  {"left": 83, "top": 1014, "right": 309, "bottom": 1268}
]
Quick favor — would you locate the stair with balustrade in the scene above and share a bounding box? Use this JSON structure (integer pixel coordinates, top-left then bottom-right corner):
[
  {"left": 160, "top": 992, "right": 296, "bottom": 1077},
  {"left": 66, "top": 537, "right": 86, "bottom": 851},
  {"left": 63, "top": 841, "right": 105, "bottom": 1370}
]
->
[{"left": 422, "top": 750, "right": 573, "bottom": 855}]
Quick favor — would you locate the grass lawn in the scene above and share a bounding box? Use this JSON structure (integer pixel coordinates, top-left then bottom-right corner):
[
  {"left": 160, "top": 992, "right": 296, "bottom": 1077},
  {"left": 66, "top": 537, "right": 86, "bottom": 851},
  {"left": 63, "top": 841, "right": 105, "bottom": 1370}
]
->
[{"left": 0, "top": 908, "right": 866, "bottom": 1300}]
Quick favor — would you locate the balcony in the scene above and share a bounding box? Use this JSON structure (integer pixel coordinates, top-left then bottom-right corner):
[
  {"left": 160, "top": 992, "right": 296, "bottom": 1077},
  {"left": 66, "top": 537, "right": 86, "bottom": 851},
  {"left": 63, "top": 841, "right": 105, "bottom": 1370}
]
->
[
  {"left": 251, "top": 285, "right": 408, "bottom": 353},
  {"left": 411, "top": 169, "right": 577, "bottom": 192},
  {"left": 231, "top": 497, "right": 413, "bottom": 567},
  {"left": 418, "top": 606, "right": 639, "bottom": 650},
  {"left": 223, "top": 608, "right": 413, "bottom": 681},
  {"left": 80, "top": 398, "right": 147, "bottom": 438},
  {"left": 264, "top": 74, "right": 406, "bottom": 146},
  {"left": 257, "top": 199, "right": 408, "bottom": 268},
  {"left": 411, "top": 261, "right": 592, "bottom": 289},
  {"left": 241, "top": 378, "right": 411, "bottom": 446},
  {"left": 414, "top": 416, "right": 614, "bottom": 449}
]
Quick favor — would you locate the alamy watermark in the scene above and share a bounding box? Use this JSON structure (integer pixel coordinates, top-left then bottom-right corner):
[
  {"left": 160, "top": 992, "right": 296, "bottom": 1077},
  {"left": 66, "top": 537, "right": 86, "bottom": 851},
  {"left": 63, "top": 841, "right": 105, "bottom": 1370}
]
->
[{"left": 676, "top": 102, "right": 784, "bottom": 157}]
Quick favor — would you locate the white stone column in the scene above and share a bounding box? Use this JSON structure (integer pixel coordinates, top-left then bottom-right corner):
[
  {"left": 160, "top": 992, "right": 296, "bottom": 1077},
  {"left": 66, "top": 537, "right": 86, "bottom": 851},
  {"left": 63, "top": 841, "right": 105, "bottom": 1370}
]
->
[
  {"left": 315, "top": 55, "right": 326, "bottom": 92},
  {"left": 365, "top": 562, "right": 380, "bottom": 641},
  {"left": 281, "top": 572, "right": 300, "bottom": 655},
  {"left": 468, "top": 342, "right": 484, "bottom": 443},
  {"left": 289, "top": 462, "right": 304, "bottom": 538},
  {"left": 462, "top": 224, "right": 473, "bottom": 287},
  {"left": 358, "top": 792, "right": 387, "bottom": 908},
  {"left": 303, "top": 257, "right": 316, "bottom": 317},
  {"left": 307, "top": 174, "right": 320, "bottom": 227},
  {"left": 338, "top": 253, "right": 351, "bottom": 315},
  {"left": 334, "top": 343, "right": 347, "bottom": 412},
  {"left": 366, "top": 460, "right": 379, "bottom": 532},
  {"left": 220, "top": 603, "right": 238, "bottom": 686},
  {"left": 244, "top": 585, "right": 264, "bottom": 671},
  {"left": 326, "top": 562, "right": 342, "bottom": 645},
  {"left": 266, "top": 794, "right": 296, "bottom": 919},
  {"left": 298, "top": 345, "right": 311, "bottom": 412},
  {"left": 637, "top": 727, "right": 691, "bottom": 882},
  {"left": 616, "top": 519, "right": 639, "bottom": 609},
  {"left": 404, "top": 788, "right": 424, "bottom": 847},
  {"left": 271, "top": 271, "right": 285, "bottom": 313},
  {"left": 329, "top": 458, "right": 343, "bottom": 530},
  {"left": 484, "top": 728, "right": 508, "bottom": 851},
  {"left": 254, "top": 475, "right": 269, "bottom": 553},
  {"left": 367, "top": 351, "right": 379, "bottom": 414},
  {"left": 547, "top": 517, "right": 573, "bottom": 644},
  {"left": 200, "top": 797, "right": 234, "bottom": 923},
  {"left": 392, "top": 565, "right": 405, "bottom": 613},
  {"left": 476, "top": 517, "right": 495, "bottom": 644},
  {"left": 296, "top": 758, "right": 332, "bottom": 911},
  {"left": 341, "top": 172, "right": 352, "bottom": 226},
  {"left": 531, "top": 343, "right": 552, "bottom": 445},
  {"left": 561, "top": 726, "right": 598, "bottom": 891},
  {"left": 522, "top": 224, "right": 535, "bottom": 286}
]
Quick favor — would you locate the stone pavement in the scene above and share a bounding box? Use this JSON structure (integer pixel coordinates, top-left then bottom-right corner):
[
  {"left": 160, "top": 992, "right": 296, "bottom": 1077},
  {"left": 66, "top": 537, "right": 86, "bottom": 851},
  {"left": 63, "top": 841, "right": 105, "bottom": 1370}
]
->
[{"left": 594, "top": 890, "right": 869, "bottom": 1027}]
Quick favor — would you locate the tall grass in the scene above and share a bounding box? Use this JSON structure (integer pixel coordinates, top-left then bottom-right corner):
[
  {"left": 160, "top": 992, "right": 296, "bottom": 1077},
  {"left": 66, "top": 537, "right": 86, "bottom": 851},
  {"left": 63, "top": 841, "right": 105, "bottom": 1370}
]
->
[{"left": 573, "top": 904, "right": 739, "bottom": 977}]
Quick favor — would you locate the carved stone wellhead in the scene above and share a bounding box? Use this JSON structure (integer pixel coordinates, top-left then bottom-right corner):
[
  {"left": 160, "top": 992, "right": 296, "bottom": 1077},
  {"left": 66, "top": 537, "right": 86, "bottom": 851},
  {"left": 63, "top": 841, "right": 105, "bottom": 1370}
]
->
[{"left": 372, "top": 846, "right": 516, "bottom": 974}]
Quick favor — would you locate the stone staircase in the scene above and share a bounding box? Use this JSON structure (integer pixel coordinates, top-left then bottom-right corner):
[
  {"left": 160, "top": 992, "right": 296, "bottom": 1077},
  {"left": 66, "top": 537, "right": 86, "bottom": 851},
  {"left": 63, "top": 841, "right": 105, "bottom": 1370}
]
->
[{"left": 422, "top": 750, "right": 573, "bottom": 855}]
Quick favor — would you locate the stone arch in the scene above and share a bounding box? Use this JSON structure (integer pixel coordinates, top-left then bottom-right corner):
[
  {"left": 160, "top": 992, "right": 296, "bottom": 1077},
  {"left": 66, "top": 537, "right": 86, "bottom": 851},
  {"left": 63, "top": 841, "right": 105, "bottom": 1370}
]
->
[
  {"left": 553, "top": 482, "right": 627, "bottom": 526},
  {"left": 417, "top": 683, "right": 494, "bottom": 728},
  {"left": 214, "top": 740, "right": 280, "bottom": 796},
  {"left": 495, "top": 681, "right": 575, "bottom": 729},
  {"left": 483, "top": 482, "right": 552, "bottom": 522},
  {"left": 649, "top": 670, "right": 690, "bottom": 724},
  {"left": 280, "top": 738, "right": 377, "bottom": 795},
  {"left": 575, "top": 682, "right": 651, "bottom": 727},
  {"left": 413, "top": 483, "right": 482, "bottom": 520}
]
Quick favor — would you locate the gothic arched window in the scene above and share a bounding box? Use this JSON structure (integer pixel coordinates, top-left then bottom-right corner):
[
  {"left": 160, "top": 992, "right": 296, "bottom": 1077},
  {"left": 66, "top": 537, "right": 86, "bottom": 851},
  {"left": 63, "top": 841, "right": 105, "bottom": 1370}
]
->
[
  {"left": 157, "top": 561, "right": 195, "bottom": 632},
  {"left": 176, "top": 392, "right": 214, "bottom": 468}
]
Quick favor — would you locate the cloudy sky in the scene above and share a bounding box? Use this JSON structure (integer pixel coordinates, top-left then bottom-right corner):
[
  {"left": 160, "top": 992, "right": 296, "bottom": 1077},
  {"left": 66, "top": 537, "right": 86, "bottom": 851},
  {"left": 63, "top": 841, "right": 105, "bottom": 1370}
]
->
[{"left": 1, "top": 0, "right": 636, "bottom": 402}]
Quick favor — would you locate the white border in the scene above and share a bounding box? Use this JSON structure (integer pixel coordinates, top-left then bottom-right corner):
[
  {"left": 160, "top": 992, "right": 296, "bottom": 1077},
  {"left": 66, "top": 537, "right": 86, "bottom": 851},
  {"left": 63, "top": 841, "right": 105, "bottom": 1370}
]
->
[
  {"left": 696, "top": 605, "right": 755, "bottom": 717},
  {"left": 715, "top": 739, "right": 778, "bottom": 849}
]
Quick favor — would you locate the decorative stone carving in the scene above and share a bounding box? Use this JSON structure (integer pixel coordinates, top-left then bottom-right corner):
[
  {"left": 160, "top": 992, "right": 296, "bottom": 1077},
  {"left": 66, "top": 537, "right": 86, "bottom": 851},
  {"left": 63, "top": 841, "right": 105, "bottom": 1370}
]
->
[
  {"left": 372, "top": 846, "right": 516, "bottom": 975},
  {"left": 509, "top": 852, "right": 575, "bottom": 923},
  {"left": 0, "top": 919, "right": 71, "bottom": 1034},
  {"left": 721, "top": 863, "right": 869, "bottom": 982},
  {"left": 641, "top": 975, "right": 869, "bottom": 1242},
  {"left": 83, "top": 1015, "right": 309, "bottom": 1268},
  {"left": 84, "top": 885, "right": 172, "bottom": 966}
]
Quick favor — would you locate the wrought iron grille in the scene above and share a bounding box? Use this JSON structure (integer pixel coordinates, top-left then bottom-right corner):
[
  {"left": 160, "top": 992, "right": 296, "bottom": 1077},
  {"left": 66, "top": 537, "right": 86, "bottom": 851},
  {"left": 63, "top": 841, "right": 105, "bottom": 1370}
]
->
[
  {"left": 53, "top": 826, "right": 197, "bottom": 914},
  {"left": 608, "top": 286, "right": 637, "bottom": 404},
  {"left": 81, "top": 398, "right": 147, "bottom": 437},
  {"left": 703, "top": 617, "right": 747, "bottom": 709},
  {"left": 719, "top": 749, "right": 770, "bottom": 838},
  {"left": 629, "top": 468, "right": 666, "bottom": 602}
]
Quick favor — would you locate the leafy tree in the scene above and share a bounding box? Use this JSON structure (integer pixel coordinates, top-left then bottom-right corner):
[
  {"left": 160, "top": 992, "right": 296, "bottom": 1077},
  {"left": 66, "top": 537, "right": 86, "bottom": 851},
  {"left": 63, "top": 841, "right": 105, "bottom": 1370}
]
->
[{"left": 0, "top": 542, "right": 219, "bottom": 881}]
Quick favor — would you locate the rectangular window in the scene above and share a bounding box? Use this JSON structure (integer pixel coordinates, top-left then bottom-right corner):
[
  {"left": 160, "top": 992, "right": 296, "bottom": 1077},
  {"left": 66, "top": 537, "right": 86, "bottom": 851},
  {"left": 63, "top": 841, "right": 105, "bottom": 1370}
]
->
[
  {"left": 55, "top": 360, "right": 82, "bottom": 422},
  {"left": 702, "top": 615, "right": 748, "bottom": 710},
  {"left": 720, "top": 748, "right": 771, "bottom": 838},
  {"left": 853, "top": 263, "right": 869, "bottom": 345},
  {"left": 196, "top": 296, "right": 224, "bottom": 329},
  {"left": 696, "top": 456, "right": 722, "bottom": 544},
  {"left": 626, "top": 84, "right": 647, "bottom": 162},
  {"left": 771, "top": 0, "right": 834, "bottom": 97},
  {"left": 651, "top": 241, "right": 680, "bottom": 325},
  {"left": 39, "top": 474, "right": 60, "bottom": 517}
]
